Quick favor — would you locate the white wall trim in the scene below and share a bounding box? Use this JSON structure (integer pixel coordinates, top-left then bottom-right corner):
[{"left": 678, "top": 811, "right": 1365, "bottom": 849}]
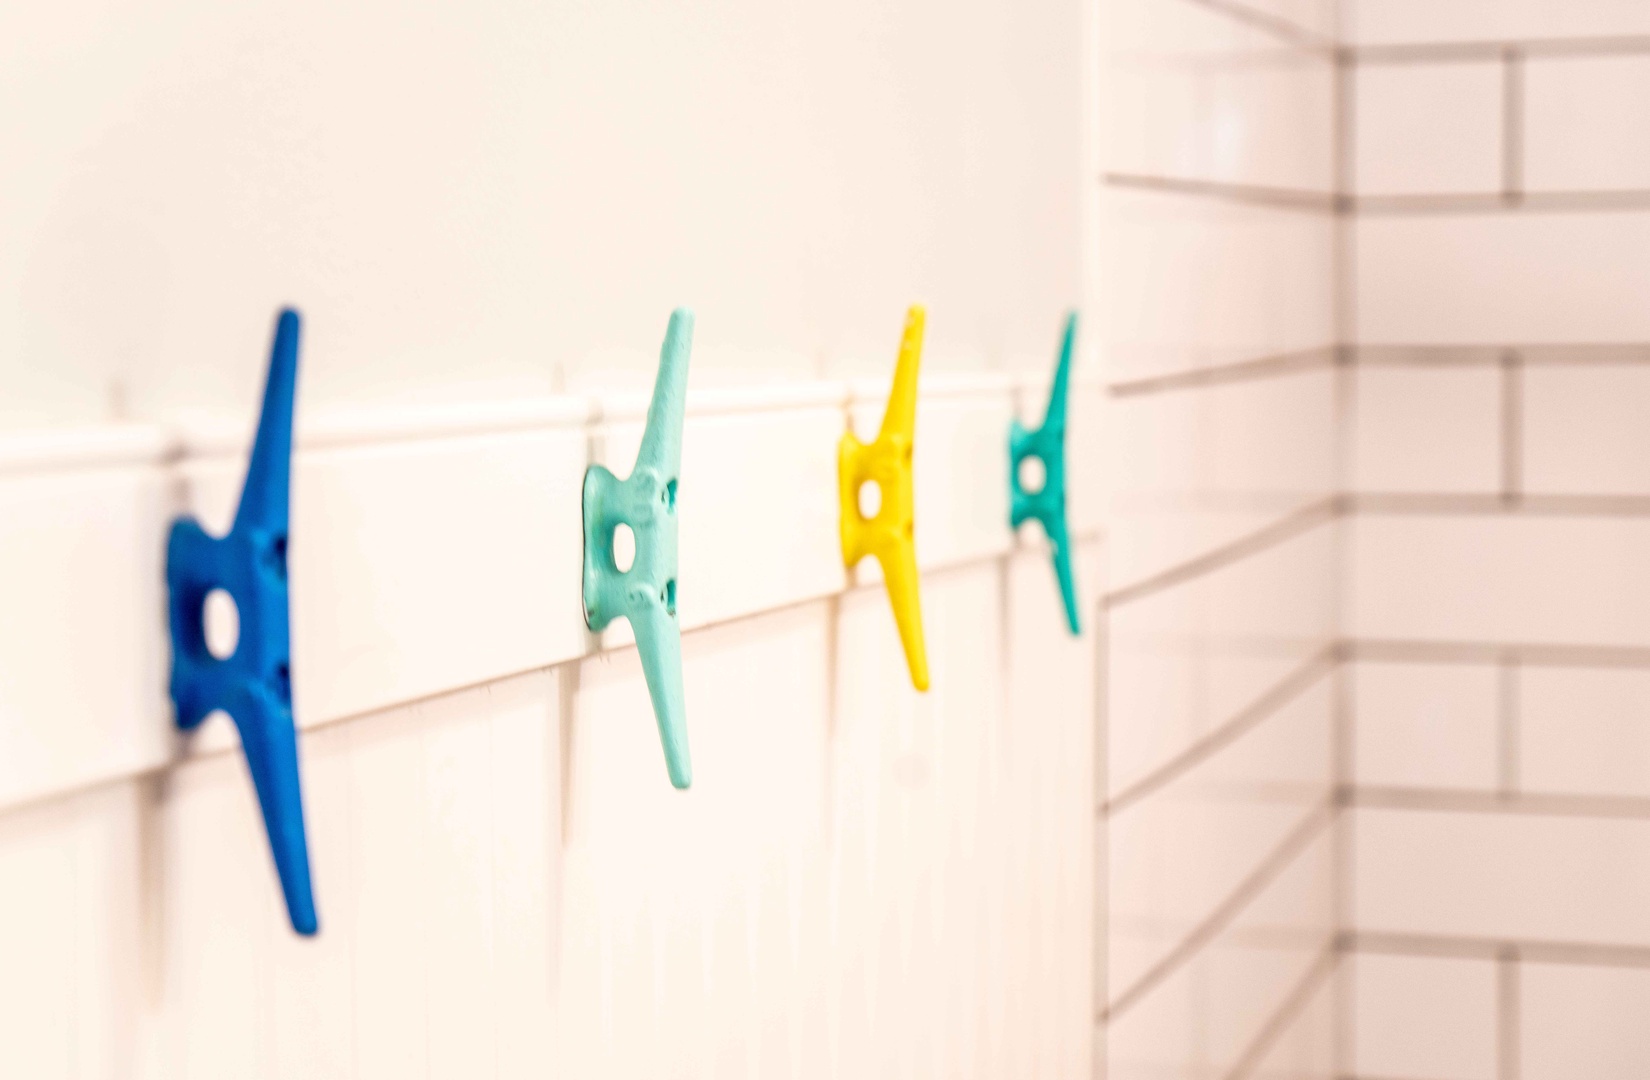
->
[{"left": 0, "top": 374, "right": 1103, "bottom": 815}]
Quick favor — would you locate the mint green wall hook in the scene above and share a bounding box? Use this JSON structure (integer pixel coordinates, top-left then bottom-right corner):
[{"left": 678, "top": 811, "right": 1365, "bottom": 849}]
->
[
  {"left": 1009, "top": 312, "right": 1082, "bottom": 636},
  {"left": 582, "top": 309, "right": 693, "bottom": 789}
]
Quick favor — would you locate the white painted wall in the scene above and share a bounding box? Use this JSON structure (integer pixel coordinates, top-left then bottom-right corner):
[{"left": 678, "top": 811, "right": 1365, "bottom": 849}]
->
[{"left": 0, "top": 0, "right": 1083, "bottom": 429}]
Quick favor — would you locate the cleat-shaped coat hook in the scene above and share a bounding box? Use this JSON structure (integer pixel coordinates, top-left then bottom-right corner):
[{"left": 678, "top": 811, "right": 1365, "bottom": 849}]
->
[
  {"left": 167, "top": 308, "right": 317, "bottom": 935},
  {"left": 1010, "top": 312, "right": 1082, "bottom": 636},
  {"left": 583, "top": 309, "right": 694, "bottom": 789},
  {"left": 840, "top": 306, "right": 930, "bottom": 691}
]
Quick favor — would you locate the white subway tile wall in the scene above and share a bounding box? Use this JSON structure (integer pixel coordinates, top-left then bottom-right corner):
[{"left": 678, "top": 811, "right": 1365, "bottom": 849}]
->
[
  {"left": 1522, "top": 360, "right": 1650, "bottom": 495},
  {"left": 1354, "top": 212, "right": 1650, "bottom": 344},
  {"left": 1523, "top": 56, "right": 1650, "bottom": 193},
  {"left": 1351, "top": 362, "right": 1505, "bottom": 494},
  {"left": 1104, "top": 0, "right": 1336, "bottom": 191},
  {"left": 1521, "top": 962, "right": 1650, "bottom": 1079},
  {"left": 1098, "top": 0, "right": 1339, "bottom": 1072},
  {"left": 1099, "top": 188, "right": 1336, "bottom": 383},
  {"left": 1354, "top": 62, "right": 1504, "bottom": 196},
  {"left": 1351, "top": 952, "right": 1499, "bottom": 1080},
  {"left": 1347, "top": 0, "right": 1650, "bottom": 47},
  {"left": 1352, "top": 661, "right": 1501, "bottom": 791},
  {"left": 1345, "top": 3, "right": 1650, "bottom": 1075}
]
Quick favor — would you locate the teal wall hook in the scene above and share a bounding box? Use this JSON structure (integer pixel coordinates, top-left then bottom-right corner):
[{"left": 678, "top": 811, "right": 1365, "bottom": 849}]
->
[
  {"left": 166, "top": 308, "right": 317, "bottom": 934},
  {"left": 583, "top": 309, "right": 694, "bottom": 789},
  {"left": 1009, "top": 311, "right": 1082, "bottom": 636}
]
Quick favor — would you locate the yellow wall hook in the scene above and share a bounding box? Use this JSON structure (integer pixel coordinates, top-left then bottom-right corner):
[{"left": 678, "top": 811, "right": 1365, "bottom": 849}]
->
[{"left": 839, "top": 305, "right": 930, "bottom": 691}]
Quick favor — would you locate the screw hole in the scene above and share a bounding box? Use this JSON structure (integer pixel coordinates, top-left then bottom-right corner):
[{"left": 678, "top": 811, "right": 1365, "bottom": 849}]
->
[
  {"left": 1018, "top": 455, "right": 1046, "bottom": 495},
  {"left": 664, "top": 479, "right": 677, "bottom": 511},
  {"left": 857, "top": 480, "right": 882, "bottom": 520},
  {"left": 203, "top": 588, "right": 240, "bottom": 660},
  {"left": 612, "top": 523, "right": 636, "bottom": 572},
  {"left": 664, "top": 579, "right": 677, "bottom": 616}
]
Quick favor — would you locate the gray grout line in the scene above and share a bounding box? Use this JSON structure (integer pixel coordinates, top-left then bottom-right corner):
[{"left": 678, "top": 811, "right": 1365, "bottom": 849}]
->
[
  {"left": 1110, "top": 172, "right": 1650, "bottom": 217},
  {"left": 1095, "top": 598, "right": 1111, "bottom": 1049},
  {"left": 1348, "top": 929, "right": 1650, "bottom": 969},
  {"left": 1348, "top": 784, "right": 1650, "bottom": 821},
  {"left": 1108, "top": 347, "right": 1337, "bottom": 397},
  {"left": 1499, "top": 945, "right": 1522, "bottom": 1080},
  {"left": 1350, "top": 34, "right": 1650, "bottom": 65},
  {"left": 1501, "top": 47, "right": 1525, "bottom": 206},
  {"left": 1497, "top": 658, "right": 1521, "bottom": 798},
  {"left": 1349, "top": 637, "right": 1650, "bottom": 669},
  {"left": 1103, "top": 171, "right": 1341, "bottom": 214},
  {"left": 1348, "top": 491, "right": 1650, "bottom": 516},
  {"left": 1352, "top": 342, "right": 1650, "bottom": 366},
  {"left": 1099, "top": 797, "right": 1337, "bottom": 1025},
  {"left": 1177, "top": 0, "right": 1336, "bottom": 52},
  {"left": 1352, "top": 187, "right": 1650, "bottom": 214},
  {"left": 1499, "top": 349, "right": 1524, "bottom": 506},
  {"left": 1104, "top": 498, "right": 1338, "bottom": 609},
  {"left": 1103, "top": 647, "right": 1336, "bottom": 817},
  {"left": 1227, "top": 942, "right": 1340, "bottom": 1080}
]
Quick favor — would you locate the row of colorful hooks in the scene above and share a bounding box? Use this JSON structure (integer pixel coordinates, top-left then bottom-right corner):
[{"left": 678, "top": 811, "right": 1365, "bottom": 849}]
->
[{"left": 166, "top": 304, "right": 1081, "bottom": 936}]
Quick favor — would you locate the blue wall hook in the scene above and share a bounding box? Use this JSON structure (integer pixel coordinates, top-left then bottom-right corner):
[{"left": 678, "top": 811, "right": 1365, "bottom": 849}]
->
[
  {"left": 583, "top": 309, "right": 693, "bottom": 789},
  {"left": 167, "top": 308, "right": 317, "bottom": 935},
  {"left": 1009, "top": 311, "right": 1082, "bottom": 636}
]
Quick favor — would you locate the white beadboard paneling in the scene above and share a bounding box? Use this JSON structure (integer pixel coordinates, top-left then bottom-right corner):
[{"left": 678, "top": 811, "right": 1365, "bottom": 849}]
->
[
  {"left": 1354, "top": 212, "right": 1650, "bottom": 344},
  {"left": 833, "top": 567, "right": 1008, "bottom": 1078},
  {"left": 1353, "top": 806, "right": 1650, "bottom": 945},
  {"left": 1521, "top": 962, "right": 1650, "bottom": 1080},
  {"left": 1349, "top": 515, "right": 1650, "bottom": 646},
  {"left": 0, "top": 454, "right": 175, "bottom": 808},
  {"left": 1352, "top": 952, "right": 1498, "bottom": 1080},
  {"left": 0, "top": 379, "right": 1095, "bottom": 1076},
  {"left": 1525, "top": 55, "right": 1650, "bottom": 194},
  {"left": 0, "top": 782, "right": 144, "bottom": 1080},
  {"left": 1520, "top": 666, "right": 1650, "bottom": 800},
  {"left": 1354, "top": 62, "right": 1503, "bottom": 196},
  {"left": 559, "top": 602, "right": 834, "bottom": 1078},
  {"left": 1352, "top": 363, "right": 1503, "bottom": 494},
  {"left": 1108, "top": 678, "right": 1332, "bottom": 1002},
  {"left": 1523, "top": 362, "right": 1650, "bottom": 496},
  {"left": 1107, "top": 522, "right": 1336, "bottom": 801},
  {"left": 135, "top": 671, "right": 559, "bottom": 1080},
  {"left": 1353, "top": 661, "right": 1501, "bottom": 791},
  {"left": 1100, "top": 187, "right": 1335, "bottom": 383},
  {"left": 1348, "top": 0, "right": 1650, "bottom": 45},
  {"left": 1104, "top": 0, "right": 1335, "bottom": 192},
  {"left": 1006, "top": 543, "right": 1100, "bottom": 1078}
]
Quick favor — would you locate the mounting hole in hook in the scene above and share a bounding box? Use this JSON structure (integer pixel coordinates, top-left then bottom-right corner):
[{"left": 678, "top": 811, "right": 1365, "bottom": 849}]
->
[
  {"left": 664, "top": 578, "right": 677, "bottom": 616},
  {"left": 204, "top": 588, "right": 240, "bottom": 660},
  {"left": 613, "top": 523, "right": 636, "bottom": 572},
  {"left": 857, "top": 479, "right": 882, "bottom": 520},
  {"left": 1018, "top": 455, "right": 1046, "bottom": 495},
  {"left": 665, "top": 478, "right": 677, "bottom": 511}
]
